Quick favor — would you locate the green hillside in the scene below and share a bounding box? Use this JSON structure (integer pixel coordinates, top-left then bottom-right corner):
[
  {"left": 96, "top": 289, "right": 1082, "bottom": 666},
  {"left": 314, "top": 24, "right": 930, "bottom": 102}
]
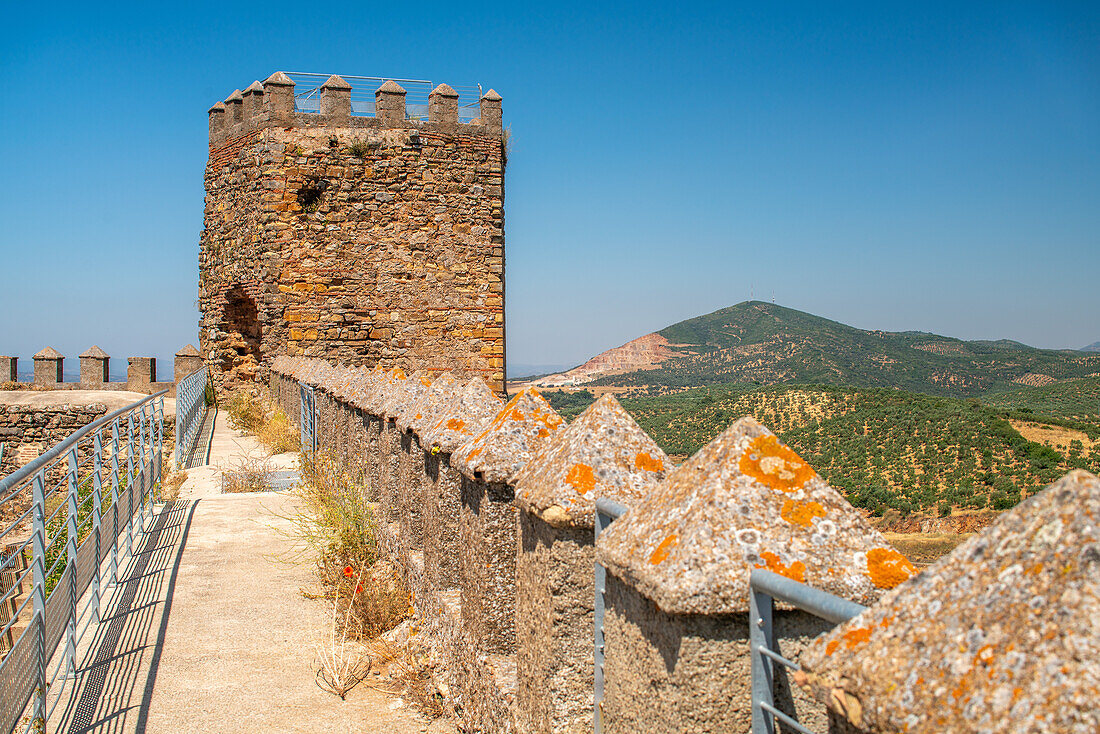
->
[
  {"left": 590, "top": 301, "right": 1100, "bottom": 397},
  {"left": 983, "top": 377, "right": 1100, "bottom": 422},
  {"left": 546, "top": 381, "right": 1100, "bottom": 515}
]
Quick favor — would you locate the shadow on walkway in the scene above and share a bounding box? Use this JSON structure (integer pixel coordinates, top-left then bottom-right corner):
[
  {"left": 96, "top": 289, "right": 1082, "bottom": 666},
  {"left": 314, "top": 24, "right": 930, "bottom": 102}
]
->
[{"left": 49, "top": 501, "right": 196, "bottom": 734}]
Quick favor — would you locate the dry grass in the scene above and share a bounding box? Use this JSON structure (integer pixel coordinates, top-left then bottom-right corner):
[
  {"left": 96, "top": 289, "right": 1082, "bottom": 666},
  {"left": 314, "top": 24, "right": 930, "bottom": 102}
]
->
[
  {"left": 225, "top": 389, "right": 299, "bottom": 454},
  {"left": 364, "top": 635, "right": 445, "bottom": 718},
  {"left": 160, "top": 469, "right": 187, "bottom": 502},
  {"left": 221, "top": 448, "right": 274, "bottom": 493},
  {"left": 295, "top": 451, "right": 410, "bottom": 639},
  {"left": 883, "top": 532, "right": 974, "bottom": 568},
  {"left": 315, "top": 568, "right": 372, "bottom": 699}
]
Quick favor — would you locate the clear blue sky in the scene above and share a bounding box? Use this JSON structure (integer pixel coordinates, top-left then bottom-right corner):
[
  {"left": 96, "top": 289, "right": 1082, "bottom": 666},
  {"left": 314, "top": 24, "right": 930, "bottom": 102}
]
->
[{"left": 1, "top": 1, "right": 1097, "bottom": 375}]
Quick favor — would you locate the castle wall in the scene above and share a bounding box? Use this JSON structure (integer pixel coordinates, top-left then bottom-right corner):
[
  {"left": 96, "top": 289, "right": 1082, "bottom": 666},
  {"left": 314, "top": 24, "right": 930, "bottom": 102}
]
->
[{"left": 200, "top": 75, "right": 506, "bottom": 391}]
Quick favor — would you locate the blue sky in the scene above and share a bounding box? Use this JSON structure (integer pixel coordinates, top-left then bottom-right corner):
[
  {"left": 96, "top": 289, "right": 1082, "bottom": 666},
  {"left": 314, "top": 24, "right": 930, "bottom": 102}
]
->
[{"left": 1, "top": 1, "right": 1097, "bottom": 374}]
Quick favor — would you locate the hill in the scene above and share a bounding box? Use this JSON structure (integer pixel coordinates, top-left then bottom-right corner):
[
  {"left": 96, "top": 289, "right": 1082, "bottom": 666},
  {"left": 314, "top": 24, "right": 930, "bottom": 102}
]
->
[
  {"left": 545, "top": 381, "right": 1100, "bottom": 516},
  {"left": 571, "top": 301, "right": 1100, "bottom": 397},
  {"left": 1081, "top": 341, "right": 1100, "bottom": 352}
]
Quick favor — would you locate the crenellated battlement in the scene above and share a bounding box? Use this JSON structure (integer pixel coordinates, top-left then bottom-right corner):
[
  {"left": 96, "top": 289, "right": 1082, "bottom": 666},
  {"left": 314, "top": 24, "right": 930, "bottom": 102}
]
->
[{"left": 208, "top": 71, "right": 503, "bottom": 148}]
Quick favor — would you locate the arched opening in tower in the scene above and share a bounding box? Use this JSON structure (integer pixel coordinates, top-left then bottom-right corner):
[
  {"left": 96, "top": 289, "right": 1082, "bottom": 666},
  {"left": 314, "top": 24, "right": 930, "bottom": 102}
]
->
[{"left": 220, "top": 285, "right": 262, "bottom": 383}]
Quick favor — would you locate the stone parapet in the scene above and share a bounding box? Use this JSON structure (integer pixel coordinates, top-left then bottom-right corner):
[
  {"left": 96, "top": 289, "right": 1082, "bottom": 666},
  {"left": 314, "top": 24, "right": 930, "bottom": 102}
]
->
[
  {"left": 208, "top": 72, "right": 505, "bottom": 149},
  {"left": 265, "top": 356, "right": 1097, "bottom": 734}
]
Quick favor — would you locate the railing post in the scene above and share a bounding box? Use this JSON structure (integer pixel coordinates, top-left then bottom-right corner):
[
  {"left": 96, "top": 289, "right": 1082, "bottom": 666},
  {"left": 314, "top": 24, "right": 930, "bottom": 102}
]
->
[
  {"left": 126, "top": 412, "right": 136, "bottom": 555},
  {"left": 92, "top": 429, "right": 103, "bottom": 625},
  {"left": 155, "top": 395, "right": 163, "bottom": 500},
  {"left": 109, "top": 418, "right": 121, "bottom": 586},
  {"left": 593, "top": 500, "right": 624, "bottom": 734},
  {"left": 750, "top": 586, "right": 775, "bottom": 734},
  {"left": 31, "top": 470, "right": 47, "bottom": 733},
  {"left": 65, "top": 445, "right": 78, "bottom": 679}
]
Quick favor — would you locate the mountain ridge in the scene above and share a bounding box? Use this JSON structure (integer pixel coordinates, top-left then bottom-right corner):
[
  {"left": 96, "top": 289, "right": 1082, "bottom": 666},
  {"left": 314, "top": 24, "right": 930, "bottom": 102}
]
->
[{"left": 530, "top": 301, "right": 1099, "bottom": 397}]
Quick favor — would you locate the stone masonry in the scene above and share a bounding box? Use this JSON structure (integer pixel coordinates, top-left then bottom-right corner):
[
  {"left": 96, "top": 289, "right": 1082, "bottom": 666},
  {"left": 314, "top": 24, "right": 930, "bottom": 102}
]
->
[{"left": 200, "top": 73, "right": 506, "bottom": 391}]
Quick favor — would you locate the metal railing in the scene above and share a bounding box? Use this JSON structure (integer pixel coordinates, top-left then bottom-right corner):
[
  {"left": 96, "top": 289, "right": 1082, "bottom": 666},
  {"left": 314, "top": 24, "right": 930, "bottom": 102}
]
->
[
  {"left": 593, "top": 496, "right": 628, "bottom": 734},
  {"left": 299, "top": 382, "right": 317, "bottom": 455},
  {"left": 749, "top": 569, "right": 867, "bottom": 734},
  {"left": 0, "top": 390, "right": 165, "bottom": 733},
  {"left": 284, "top": 72, "right": 485, "bottom": 122},
  {"left": 174, "top": 366, "right": 209, "bottom": 470}
]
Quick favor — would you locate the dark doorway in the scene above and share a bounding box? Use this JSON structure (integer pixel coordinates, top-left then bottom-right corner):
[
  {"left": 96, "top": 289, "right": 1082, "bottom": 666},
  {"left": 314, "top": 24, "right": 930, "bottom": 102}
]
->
[{"left": 220, "top": 285, "right": 262, "bottom": 382}]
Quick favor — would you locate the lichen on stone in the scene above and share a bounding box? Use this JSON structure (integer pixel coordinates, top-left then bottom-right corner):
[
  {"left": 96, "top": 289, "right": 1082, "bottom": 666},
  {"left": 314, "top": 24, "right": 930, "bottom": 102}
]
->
[
  {"left": 514, "top": 394, "right": 671, "bottom": 528},
  {"left": 421, "top": 377, "right": 505, "bottom": 454},
  {"left": 451, "top": 388, "right": 564, "bottom": 485},
  {"left": 596, "top": 416, "right": 905, "bottom": 615},
  {"left": 398, "top": 371, "right": 460, "bottom": 436},
  {"left": 798, "top": 469, "right": 1100, "bottom": 733}
]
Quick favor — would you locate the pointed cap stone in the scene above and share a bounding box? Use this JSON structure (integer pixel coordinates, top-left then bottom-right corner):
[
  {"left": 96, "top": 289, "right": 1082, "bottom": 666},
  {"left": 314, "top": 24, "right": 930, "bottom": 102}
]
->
[
  {"left": 481, "top": 89, "right": 502, "bottom": 101},
  {"left": 263, "top": 71, "right": 295, "bottom": 87},
  {"left": 430, "top": 83, "right": 458, "bottom": 97},
  {"left": 209, "top": 101, "right": 226, "bottom": 114},
  {"left": 422, "top": 377, "right": 506, "bottom": 454},
  {"left": 378, "top": 369, "right": 427, "bottom": 422},
  {"left": 515, "top": 394, "right": 671, "bottom": 529},
  {"left": 322, "top": 74, "right": 352, "bottom": 90},
  {"left": 798, "top": 469, "right": 1100, "bottom": 733},
  {"left": 398, "top": 372, "right": 460, "bottom": 435},
  {"left": 596, "top": 416, "right": 910, "bottom": 615},
  {"left": 452, "top": 388, "right": 564, "bottom": 485},
  {"left": 244, "top": 80, "right": 265, "bottom": 94},
  {"left": 377, "top": 80, "right": 406, "bottom": 94},
  {"left": 347, "top": 366, "right": 382, "bottom": 409},
  {"left": 175, "top": 344, "right": 200, "bottom": 357},
  {"left": 225, "top": 89, "right": 243, "bottom": 103},
  {"left": 34, "top": 347, "right": 63, "bottom": 359},
  {"left": 79, "top": 345, "right": 109, "bottom": 359}
]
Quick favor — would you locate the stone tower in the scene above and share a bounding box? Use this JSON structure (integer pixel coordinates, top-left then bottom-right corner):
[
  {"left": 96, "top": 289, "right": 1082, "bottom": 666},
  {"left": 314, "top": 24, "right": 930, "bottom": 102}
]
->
[{"left": 199, "top": 72, "right": 506, "bottom": 391}]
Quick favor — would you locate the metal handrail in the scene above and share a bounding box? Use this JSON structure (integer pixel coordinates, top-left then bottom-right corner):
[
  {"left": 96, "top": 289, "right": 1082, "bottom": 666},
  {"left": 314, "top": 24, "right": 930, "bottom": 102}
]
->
[
  {"left": 0, "top": 391, "right": 164, "bottom": 733},
  {"left": 175, "top": 367, "right": 209, "bottom": 469},
  {"left": 749, "top": 569, "right": 867, "bottom": 734},
  {"left": 0, "top": 389, "right": 167, "bottom": 495}
]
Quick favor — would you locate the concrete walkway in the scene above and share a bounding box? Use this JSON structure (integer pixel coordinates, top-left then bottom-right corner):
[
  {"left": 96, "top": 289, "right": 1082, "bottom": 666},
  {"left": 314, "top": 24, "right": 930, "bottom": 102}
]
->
[{"left": 46, "top": 416, "right": 444, "bottom": 733}]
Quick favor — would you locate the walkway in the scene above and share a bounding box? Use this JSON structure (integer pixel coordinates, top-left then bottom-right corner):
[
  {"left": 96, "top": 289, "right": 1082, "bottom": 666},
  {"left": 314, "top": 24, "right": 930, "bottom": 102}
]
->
[{"left": 45, "top": 416, "right": 445, "bottom": 733}]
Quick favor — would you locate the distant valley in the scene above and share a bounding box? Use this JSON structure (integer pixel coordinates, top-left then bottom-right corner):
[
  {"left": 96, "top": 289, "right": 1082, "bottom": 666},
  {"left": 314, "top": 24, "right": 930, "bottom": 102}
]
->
[{"left": 531, "top": 302, "right": 1100, "bottom": 524}]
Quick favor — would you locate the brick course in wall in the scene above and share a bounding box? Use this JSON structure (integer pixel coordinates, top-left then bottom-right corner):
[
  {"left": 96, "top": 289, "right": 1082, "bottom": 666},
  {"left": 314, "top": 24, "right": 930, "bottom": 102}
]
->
[{"left": 200, "top": 73, "right": 506, "bottom": 392}]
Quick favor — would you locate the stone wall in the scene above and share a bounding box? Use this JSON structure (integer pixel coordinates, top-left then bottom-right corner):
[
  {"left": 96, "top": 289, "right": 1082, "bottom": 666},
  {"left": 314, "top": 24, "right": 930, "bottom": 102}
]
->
[
  {"left": 268, "top": 357, "right": 1099, "bottom": 734},
  {"left": 0, "top": 403, "right": 110, "bottom": 478},
  {"left": 201, "top": 73, "right": 506, "bottom": 392},
  {"left": 0, "top": 346, "right": 202, "bottom": 396}
]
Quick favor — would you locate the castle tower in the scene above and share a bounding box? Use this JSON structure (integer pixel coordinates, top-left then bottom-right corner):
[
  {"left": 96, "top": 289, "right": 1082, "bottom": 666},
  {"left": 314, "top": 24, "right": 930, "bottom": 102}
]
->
[{"left": 199, "top": 72, "right": 506, "bottom": 391}]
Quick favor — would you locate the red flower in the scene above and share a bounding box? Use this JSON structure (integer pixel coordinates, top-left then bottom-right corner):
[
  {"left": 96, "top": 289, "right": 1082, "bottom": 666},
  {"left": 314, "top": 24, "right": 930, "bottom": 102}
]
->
[
  {"left": 355, "top": 583, "right": 363, "bottom": 594},
  {"left": 343, "top": 565, "right": 354, "bottom": 578}
]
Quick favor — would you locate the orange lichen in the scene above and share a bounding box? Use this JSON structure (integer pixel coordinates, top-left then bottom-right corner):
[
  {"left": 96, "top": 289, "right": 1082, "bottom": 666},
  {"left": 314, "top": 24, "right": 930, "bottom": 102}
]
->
[
  {"left": 866, "top": 547, "right": 916, "bottom": 589},
  {"left": 648, "top": 534, "right": 678, "bottom": 565},
  {"left": 466, "top": 446, "right": 483, "bottom": 460},
  {"left": 634, "top": 452, "right": 664, "bottom": 472},
  {"left": 780, "top": 499, "right": 826, "bottom": 528},
  {"left": 446, "top": 418, "right": 466, "bottom": 432},
  {"left": 565, "top": 463, "right": 597, "bottom": 495},
  {"left": 756, "top": 551, "right": 806, "bottom": 582},
  {"left": 841, "top": 627, "right": 872, "bottom": 650},
  {"left": 739, "top": 435, "right": 816, "bottom": 492},
  {"left": 825, "top": 639, "right": 840, "bottom": 656},
  {"left": 393, "top": 368, "right": 406, "bottom": 380},
  {"left": 415, "top": 413, "right": 422, "bottom": 420}
]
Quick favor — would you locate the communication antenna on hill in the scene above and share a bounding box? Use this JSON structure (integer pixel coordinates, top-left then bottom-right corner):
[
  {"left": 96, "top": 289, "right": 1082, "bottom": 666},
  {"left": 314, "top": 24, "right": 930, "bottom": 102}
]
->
[
  {"left": 771, "top": 290, "right": 775, "bottom": 304},
  {"left": 750, "top": 283, "right": 754, "bottom": 300}
]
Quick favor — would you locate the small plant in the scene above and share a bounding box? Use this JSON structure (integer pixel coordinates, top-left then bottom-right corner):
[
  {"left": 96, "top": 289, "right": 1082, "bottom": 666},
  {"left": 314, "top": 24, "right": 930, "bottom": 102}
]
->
[
  {"left": 221, "top": 448, "right": 273, "bottom": 493},
  {"left": 346, "top": 139, "right": 379, "bottom": 159},
  {"left": 315, "top": 566, "right": 372, "bottom": 699}
]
